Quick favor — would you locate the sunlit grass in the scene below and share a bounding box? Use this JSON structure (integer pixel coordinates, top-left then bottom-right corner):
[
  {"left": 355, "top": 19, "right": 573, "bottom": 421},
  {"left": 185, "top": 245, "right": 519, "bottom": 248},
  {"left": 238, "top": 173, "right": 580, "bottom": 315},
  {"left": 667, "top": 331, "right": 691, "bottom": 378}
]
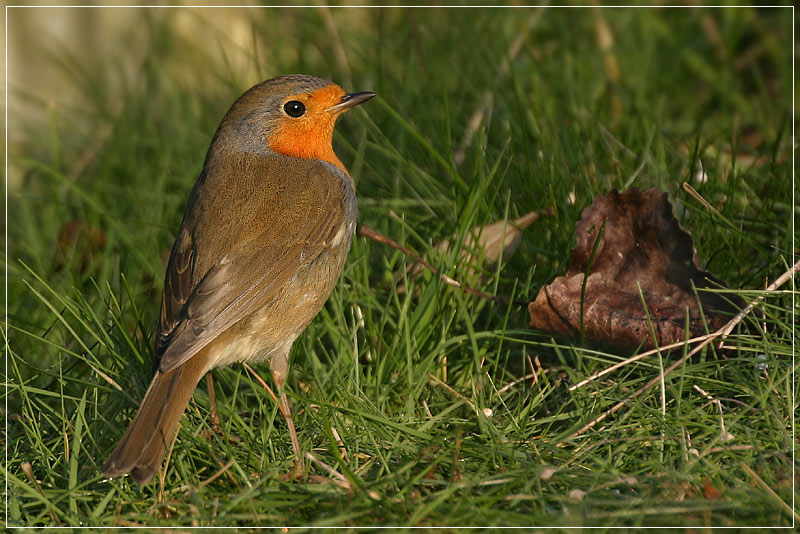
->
[{"left": 6, "top": 6, "right": 794, "bottom": 528}]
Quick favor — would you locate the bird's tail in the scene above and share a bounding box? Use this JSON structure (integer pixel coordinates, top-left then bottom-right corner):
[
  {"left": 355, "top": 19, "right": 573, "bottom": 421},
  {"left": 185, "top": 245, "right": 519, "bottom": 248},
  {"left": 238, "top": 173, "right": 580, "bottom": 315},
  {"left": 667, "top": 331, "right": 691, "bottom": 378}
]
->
[{"left": 102, "top": 352, "right": 209, "bottom": 484}]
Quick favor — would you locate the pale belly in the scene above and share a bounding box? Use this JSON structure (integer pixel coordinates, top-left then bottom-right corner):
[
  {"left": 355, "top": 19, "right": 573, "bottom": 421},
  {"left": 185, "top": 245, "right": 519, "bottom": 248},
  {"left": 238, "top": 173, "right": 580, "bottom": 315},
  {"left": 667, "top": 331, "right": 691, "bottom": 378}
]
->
[{"left": 208, "top": 220, "right": 355, "bottom": 370}]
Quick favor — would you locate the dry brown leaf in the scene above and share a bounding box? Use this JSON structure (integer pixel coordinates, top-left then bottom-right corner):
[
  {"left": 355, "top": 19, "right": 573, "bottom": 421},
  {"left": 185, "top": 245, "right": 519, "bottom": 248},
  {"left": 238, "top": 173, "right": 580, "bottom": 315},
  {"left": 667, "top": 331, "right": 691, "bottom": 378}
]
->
[
  {"left": 400, "top": 209, "right": 553, "bottom": 292},
  {"left": 54, "top": 219, "right": 107, "bottom": 273},
  {"left": 701, "top": 478, "right": 723, "bottom": 500},
  {"left": 528, "top": 188, "right": 739, "bottom": 350},
  {"left": 452, "top": 210, "right": 552, "bottom": 273}
]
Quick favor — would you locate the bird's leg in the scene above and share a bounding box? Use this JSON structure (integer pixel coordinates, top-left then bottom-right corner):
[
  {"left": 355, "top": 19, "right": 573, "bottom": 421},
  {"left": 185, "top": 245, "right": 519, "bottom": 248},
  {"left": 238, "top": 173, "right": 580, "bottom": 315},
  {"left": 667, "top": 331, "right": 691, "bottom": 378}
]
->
[
  {"left": 278, "top": 388, "right": 305, "bottom": 481},
  {"left": 205, "top": 371, "right": 223, "bottom": 435},
  {"left": 270, "top": 347, "right": 305, "bottom": 481}
]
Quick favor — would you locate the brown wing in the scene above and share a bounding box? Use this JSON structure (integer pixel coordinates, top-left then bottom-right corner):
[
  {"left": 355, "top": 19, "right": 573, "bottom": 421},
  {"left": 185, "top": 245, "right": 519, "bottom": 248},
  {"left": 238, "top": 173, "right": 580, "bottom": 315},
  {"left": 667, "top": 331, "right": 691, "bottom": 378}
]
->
[
  {"left": 154, "top": 154, "right": 351, "bottom": 373},
  {"left": 154, "top": 226, "right": 194, "bottom": 365}
]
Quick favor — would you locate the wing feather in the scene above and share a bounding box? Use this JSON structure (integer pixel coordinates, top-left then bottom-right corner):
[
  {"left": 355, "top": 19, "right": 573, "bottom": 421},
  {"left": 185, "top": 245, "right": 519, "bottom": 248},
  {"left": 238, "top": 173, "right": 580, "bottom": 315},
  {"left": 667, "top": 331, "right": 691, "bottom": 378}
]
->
[{"left": 154, "top": 155, "right": 352, "bottom": 373}]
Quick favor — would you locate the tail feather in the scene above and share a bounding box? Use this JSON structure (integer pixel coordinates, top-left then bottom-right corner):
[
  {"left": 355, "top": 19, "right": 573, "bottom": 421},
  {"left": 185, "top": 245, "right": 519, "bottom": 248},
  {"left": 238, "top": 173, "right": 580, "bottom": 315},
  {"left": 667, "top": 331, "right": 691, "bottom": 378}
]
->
[{"left": 103, "top": 352, "right": 209, "bottom": 484}]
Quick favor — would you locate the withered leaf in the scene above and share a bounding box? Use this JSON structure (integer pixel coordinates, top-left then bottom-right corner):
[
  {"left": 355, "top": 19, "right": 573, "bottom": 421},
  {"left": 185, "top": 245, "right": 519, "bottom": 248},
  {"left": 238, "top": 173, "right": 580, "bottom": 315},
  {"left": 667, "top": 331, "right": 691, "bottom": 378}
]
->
[
  {"left": 701, "top": 478, "right": 723, "bottom": 500},
  {"left": 528, "top": 188, "right": 738, "bottom": 350},
  {"left": 400, "top": 209, "right": 553, "bottom": 292},
  {"left": 461, "top": 210, "right": 554, "bottom": 268},
  {"left": 54, "top": 219, "right": 107, "bottom": 273}
]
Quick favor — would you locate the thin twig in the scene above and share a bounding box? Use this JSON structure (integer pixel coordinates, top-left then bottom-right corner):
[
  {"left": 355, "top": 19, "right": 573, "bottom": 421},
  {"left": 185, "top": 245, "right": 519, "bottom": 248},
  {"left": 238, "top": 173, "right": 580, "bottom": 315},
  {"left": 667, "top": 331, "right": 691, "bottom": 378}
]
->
[
  {"left": 353, "top": 455, "right": 376, "bottom": 477},
  {"left": 197, "top": 459, "right": 235, "bottom": 489},
  {"left": 305, "top": 452, "right": 356, "bottom": 495},
  {"left": 702, "top": 444, "right": 754, "bottom": 456},
  {"left": 557, "top": 259, "right": 799, "bottom": 446},
  {"left": 359, "top": 224, "right": 527, "bottom": 306},
  {"left": 496, "top": 372, "right": 538, "bottom": 396},
  {"left": 243, "top": 363, "right": 281, "bottom": 413},
  {"left": 422, "top": 399, "right": 433, "bottom": 419},
  {"left": 428, "top": 373, "right": 477, "bottom": 414},
  {"left": 693, "top": 385, "right": 734, "bottom": 441},
  {"left": 570, "top": 287, "right": 794, "bottom": 391},
  {"left": 305, "top": 452, "right": 348, "bottom": 485},
  {"left": 569, "top": 332, "right": 720, "bottom": 391},
  {"left": 683, "top": 182, "right": 724, "bottom": 219},
  {"left": 330, "top": 426, "right": 348, "bottom": 462},
  {"left": 208, "top": 449, "right": 240, "bottom": 487}
]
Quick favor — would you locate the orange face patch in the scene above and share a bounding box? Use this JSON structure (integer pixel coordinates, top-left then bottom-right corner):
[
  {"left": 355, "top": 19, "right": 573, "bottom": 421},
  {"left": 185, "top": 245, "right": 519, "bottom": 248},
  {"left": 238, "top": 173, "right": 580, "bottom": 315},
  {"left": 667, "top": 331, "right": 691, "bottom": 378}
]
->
[{"left": 268, "top": 84, "right": 348, "bottom": 172}]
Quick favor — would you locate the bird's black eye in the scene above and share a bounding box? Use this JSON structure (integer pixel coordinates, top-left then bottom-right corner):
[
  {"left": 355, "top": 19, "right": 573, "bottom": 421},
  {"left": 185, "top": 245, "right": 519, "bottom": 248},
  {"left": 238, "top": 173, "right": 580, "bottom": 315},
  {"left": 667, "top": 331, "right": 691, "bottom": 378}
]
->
[{"left": 283, "top": 100, "right": 306, "bottom": 118}]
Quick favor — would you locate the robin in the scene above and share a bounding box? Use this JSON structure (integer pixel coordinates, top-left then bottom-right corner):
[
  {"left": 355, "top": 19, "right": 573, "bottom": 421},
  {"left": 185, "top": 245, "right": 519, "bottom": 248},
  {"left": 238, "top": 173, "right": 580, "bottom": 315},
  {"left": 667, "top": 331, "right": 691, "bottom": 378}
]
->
[{"left": 102, "top": 74, "right": 375, "bottom": 484}]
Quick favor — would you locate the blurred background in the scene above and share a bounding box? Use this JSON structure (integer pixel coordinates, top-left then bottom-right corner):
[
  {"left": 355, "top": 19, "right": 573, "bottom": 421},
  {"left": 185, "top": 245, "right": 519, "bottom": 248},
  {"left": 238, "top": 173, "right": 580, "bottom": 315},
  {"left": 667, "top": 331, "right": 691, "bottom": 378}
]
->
[
  {"left": 7, "top": 6, "right": 374, "bottom": 189},
  {"left": 8, "top": 4, "right": 792, "bottom": 273},
  {"left": 5, "top": 5, "right": 795, "bottom": 527}
]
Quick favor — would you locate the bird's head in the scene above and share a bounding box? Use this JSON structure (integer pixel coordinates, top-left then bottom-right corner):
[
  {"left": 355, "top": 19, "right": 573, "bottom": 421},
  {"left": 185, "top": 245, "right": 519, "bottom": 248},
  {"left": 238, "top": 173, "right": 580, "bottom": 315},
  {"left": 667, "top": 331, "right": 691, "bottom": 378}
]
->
[{"left": 214, "top": 75, "right": 375, "bottom": 172}]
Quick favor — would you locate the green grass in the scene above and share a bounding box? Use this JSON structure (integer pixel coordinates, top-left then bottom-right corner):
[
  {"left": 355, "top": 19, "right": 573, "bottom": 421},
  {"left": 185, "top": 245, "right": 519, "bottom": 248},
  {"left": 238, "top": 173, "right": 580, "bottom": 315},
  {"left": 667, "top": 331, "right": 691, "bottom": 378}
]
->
[{"left": 6, "top": 5, "right": 795, "bottom": 529}]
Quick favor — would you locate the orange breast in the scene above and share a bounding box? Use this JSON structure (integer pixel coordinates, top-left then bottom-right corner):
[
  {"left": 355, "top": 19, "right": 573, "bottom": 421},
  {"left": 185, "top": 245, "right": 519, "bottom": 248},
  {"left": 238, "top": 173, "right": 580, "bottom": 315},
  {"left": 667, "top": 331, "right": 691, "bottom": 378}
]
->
[{"left": 268, "top": 85, "right": 348, "bottom": 173}]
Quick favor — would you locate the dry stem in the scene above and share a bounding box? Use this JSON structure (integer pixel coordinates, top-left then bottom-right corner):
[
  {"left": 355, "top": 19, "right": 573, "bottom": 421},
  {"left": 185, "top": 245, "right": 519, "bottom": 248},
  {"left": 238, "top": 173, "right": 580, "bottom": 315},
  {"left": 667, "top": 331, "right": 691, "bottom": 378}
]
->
[{"left": 557, "top": 259, "right": 799, "bottom": 446}]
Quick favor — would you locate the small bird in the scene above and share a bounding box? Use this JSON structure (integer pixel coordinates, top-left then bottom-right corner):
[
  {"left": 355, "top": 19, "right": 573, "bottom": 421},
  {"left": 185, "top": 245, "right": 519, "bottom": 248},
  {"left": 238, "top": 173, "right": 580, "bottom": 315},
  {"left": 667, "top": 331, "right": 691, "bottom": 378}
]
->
[{"left": 102, "top": 75, "right": 374, "bottom": 484}]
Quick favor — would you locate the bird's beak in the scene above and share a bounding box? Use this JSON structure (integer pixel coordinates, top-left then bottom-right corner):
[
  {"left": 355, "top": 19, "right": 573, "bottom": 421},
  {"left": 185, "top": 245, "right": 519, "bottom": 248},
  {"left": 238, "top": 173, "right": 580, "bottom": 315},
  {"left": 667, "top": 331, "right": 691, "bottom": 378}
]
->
[{"left": 325, "top": 91, "right": 376, "bottom": 113}]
